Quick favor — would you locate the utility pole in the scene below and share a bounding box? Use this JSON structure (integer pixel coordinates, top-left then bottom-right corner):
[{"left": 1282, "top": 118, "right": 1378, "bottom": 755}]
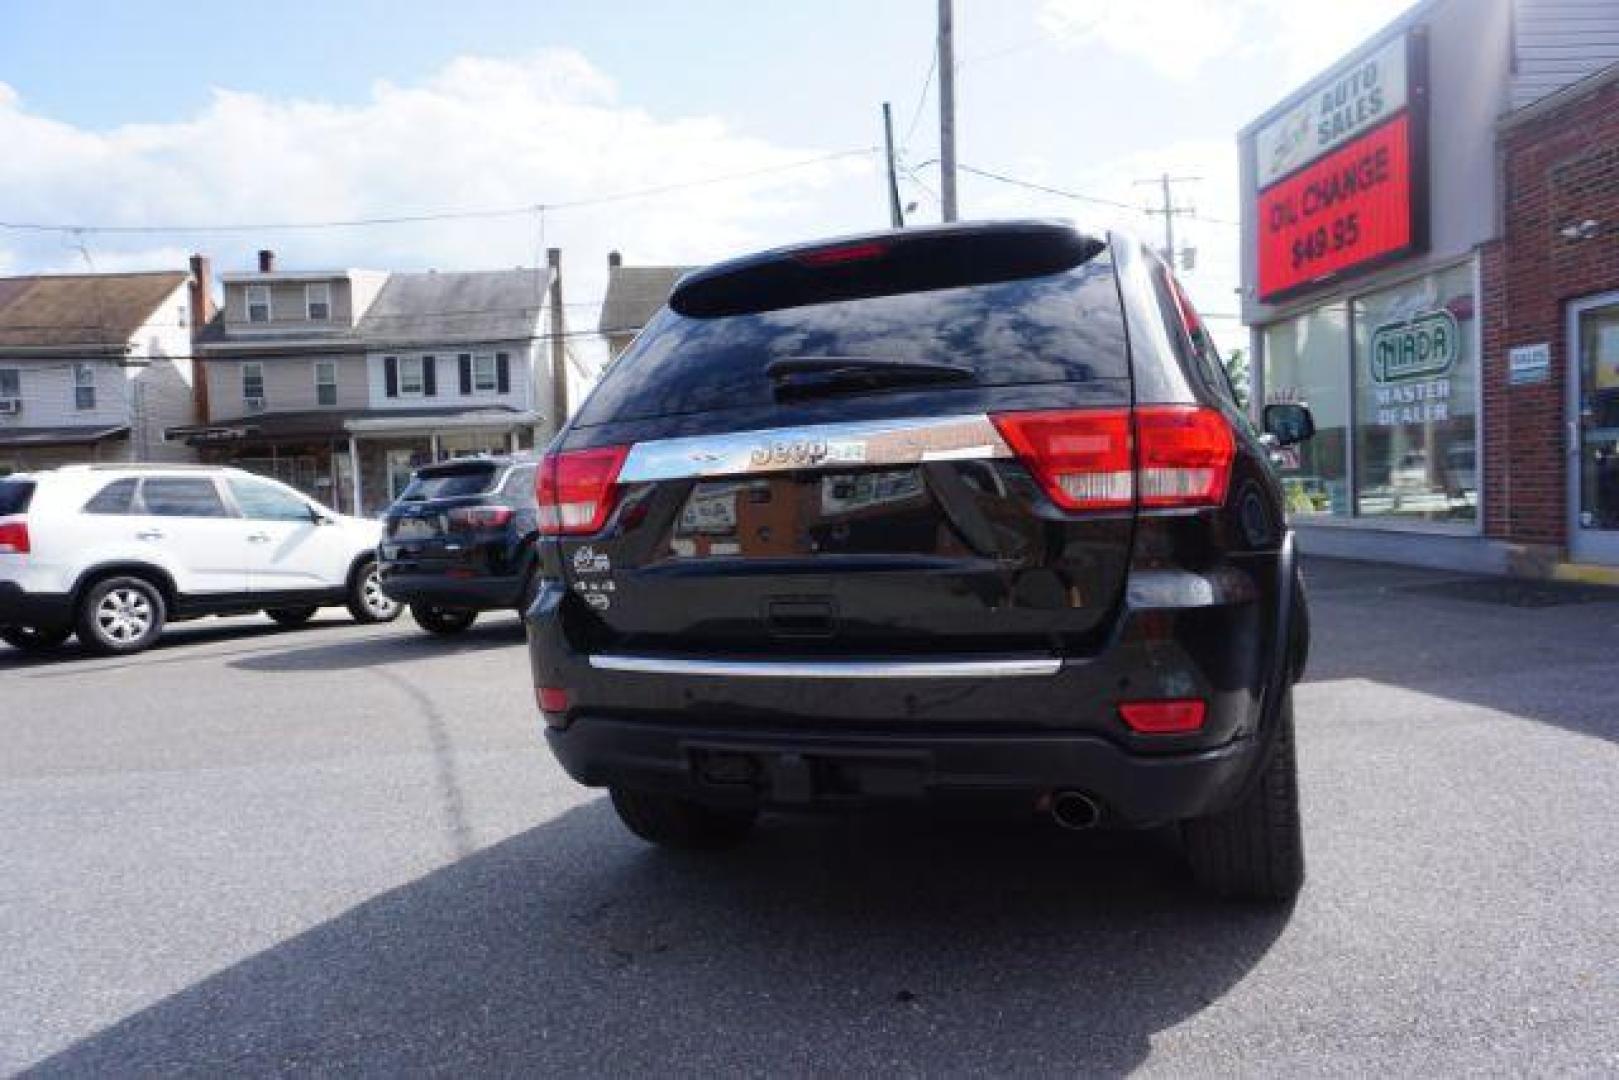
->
[
  {"left": 882, "top": 102, "right": 905, "bottom": 228},
  {"left": 1137, "top": 173, "right": 1200, "bottom": 267},
  {"left": 938, "top": 0, "right": 958, "bottom": 222}
]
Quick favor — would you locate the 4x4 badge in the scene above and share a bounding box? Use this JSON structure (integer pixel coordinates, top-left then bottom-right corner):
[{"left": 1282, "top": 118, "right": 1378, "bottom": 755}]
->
[{"left": 572, "top": 546, "right": 611, "bottom": 574}]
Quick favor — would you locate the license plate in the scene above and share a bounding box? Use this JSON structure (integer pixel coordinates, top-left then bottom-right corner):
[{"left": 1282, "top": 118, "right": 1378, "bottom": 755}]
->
[{"left": 392, "top": 518, "right": 439, "bottom": 541}]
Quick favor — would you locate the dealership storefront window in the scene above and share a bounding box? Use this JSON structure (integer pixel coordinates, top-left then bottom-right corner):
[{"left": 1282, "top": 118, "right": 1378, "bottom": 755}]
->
[
  {"left": 1351, "top": 264, "right": 1477, "bottom": 523},
  {"left": 1260, "top": 260, "right": 1479, "bottom": 529},
  {"left": 1264, "top": 304, "right": 1351, "bottom": 516}
]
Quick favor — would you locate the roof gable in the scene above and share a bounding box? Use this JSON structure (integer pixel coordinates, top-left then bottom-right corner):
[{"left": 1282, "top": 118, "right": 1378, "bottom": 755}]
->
[
  {"left": 599, "top": 265, "right": 693, "bottom": 335},
  {"left": 358, "top": 268, "right": 552, "bottom": 347},
  {"left": 0, "top": 271, "right": 188, "bottom": 349}
]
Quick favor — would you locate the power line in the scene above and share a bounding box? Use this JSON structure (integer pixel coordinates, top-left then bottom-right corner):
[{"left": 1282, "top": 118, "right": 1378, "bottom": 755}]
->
[
  {"left": 0, "top": 149, "right": 878, "bottom": 236},
  {"left": 900, "top": 44, "right": 938, "bottom": 151},
  {"left": 956, "top": 163, "right": 1141, "bottom": 212},
  {"left": 957, "top": 162, "right": 1238, "bottom": 226}
]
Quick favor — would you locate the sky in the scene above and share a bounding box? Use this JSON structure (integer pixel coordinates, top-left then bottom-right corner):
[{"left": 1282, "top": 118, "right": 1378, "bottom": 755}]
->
[{"left": 0, "top": 0, "right": 1416, "bottom": 377}]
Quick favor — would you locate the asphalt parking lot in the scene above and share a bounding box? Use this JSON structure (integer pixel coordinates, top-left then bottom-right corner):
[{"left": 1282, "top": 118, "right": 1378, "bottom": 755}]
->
[{"left": 2, "top": 558, "right": 1616, "bottom": 1075}]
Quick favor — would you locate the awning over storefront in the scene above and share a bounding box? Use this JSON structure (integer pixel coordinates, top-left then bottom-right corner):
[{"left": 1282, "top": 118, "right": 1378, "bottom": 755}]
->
[
  {"left": 0, "top": 424, "right": 129, "bottom": 448},
  {"left": 342, "top": 409, "right": 539, "bottom": 436},
  {"left": 167, "top": 407, "right": 537, "bottom": 448},
  {"left": 167, "top": 410, "right": 354, "bottom": 447}
]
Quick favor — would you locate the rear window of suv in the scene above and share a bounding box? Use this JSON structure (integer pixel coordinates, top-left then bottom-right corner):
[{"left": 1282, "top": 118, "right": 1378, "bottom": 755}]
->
[
  {"left": 575, "top": 238, "right": 1126, "bottom": 426},
  {"left": 399, "top": 463, "right": 499, "bottom": 501},
  {"left": 0, "top": 479, "right": 35, "bottom": 515}
]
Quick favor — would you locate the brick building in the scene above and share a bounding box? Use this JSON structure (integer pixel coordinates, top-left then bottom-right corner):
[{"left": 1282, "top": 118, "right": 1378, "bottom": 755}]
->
[
  {"left": 1482, "top": 70, "right": 1619, "bottom": 574},
  {"left": 1238, "top": 0, "right": 1619, "bottom": 578}
]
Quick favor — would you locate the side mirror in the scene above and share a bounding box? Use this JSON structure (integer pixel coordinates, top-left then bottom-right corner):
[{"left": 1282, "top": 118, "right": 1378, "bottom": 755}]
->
[
  {"left": 1262, "top": 403, "right": 1316, "bottom": 447},
  {"left": 309, "top": 506, "right": 332, "bottom": 525}
]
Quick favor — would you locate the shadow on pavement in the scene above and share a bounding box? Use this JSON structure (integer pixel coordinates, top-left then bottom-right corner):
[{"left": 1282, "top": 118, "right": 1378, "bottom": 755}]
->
[
  {"left": 230, "top": 617, "right": 524, "bottom": 673},
  {"left": 31, "top": 801, "right": 1290, "bottom": 1075},
  {"left": 1299, "top": 556, "right": 1619, "bottom": 744},
  {"left": 0, "top": 616, "right": 357, "bottom": 672}
]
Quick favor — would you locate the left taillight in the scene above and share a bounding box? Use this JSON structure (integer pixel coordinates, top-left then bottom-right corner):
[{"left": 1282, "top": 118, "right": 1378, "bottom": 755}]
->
[
  {"left": 0, "top": 521, "right": 29, "bottom": 555},
  {"left": 537, "top": 445, "right": 630, "bottom": 535}
]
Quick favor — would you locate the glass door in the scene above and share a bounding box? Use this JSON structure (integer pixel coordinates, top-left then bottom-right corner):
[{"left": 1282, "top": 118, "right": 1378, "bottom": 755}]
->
[{"left": 1569, "top": 294, "right": 1619, "bottom": 565}]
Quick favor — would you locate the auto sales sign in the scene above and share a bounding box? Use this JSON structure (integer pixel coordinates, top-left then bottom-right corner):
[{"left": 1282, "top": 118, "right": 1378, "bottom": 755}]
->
[{"left": 1255, "top": 31, "right": 1427, "bottom": 302}]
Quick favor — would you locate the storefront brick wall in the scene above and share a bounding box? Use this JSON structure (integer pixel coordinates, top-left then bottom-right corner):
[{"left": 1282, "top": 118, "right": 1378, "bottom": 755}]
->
[{"left": 1482, "top": 73, "right": 1619, "bottom": 552}]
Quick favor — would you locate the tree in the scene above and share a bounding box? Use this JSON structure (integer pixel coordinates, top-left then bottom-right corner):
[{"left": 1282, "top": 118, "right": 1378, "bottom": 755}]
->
[{"left": 1223, "top": 347, "right": 1251, "bottom": 408}]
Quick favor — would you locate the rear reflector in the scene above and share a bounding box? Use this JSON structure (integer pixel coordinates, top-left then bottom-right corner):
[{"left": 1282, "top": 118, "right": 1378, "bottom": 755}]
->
[
  {"left": 448, "top": 505, "right": 514, "bottom": 529},
  {"left": 537, "top": 445, "right": 629, "bottom": 535},
  {"left": 991, "top": 405, "right": 1234, "bottom": 512},
  {"left": 536, "top": 686, "right": 570, "bottom": 713},
  {"left": 1118, "top": 699, "right": 1207, "bottom": 734},
  {"left": 0, "top": 521, "right": 29, "bottom": 555}
]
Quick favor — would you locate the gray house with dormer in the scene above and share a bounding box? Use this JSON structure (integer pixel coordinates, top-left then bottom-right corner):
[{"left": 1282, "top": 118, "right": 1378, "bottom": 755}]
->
[{"left": 174, "top": 249, "right": 566, "bottom": 515}]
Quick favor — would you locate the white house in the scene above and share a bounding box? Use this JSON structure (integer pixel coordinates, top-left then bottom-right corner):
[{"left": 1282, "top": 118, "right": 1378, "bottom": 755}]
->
[{"left": 0, "top": 263, "right": 209, "bottom": 474}]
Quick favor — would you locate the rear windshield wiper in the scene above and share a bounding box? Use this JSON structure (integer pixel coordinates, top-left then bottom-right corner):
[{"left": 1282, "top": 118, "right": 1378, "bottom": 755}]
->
[{"left": 765, "top": 355, "right": 975, "bottom": 398}]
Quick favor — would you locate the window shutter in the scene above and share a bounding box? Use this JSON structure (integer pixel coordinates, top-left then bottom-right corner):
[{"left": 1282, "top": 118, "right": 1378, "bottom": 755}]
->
[
  {"left": 384, "top": 356, "right": 398, "bottom": 398},
  {"left": 424, "top": 355, "right": 437, "bottom": 397},
  {"left": 459, "top": 354, "right": 472, "bottom": 395},
  {"left": 496, "top": 352, "right": 511, "bottom": 394}
]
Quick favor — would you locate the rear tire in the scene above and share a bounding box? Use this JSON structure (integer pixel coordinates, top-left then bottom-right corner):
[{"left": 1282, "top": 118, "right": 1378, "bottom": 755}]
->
[
  {"left": 1182, "top": 692, "right": 1304, "bottom": 902},
  {"left": 1, "top": 625, "right": 73, "bottom": 652},
  {"left": 410, "top": 603, "right": 478, "bottom": 635},
  {"left": 610, "top": 788, "right": 758, "bottom": 850},
  {"left": 76, "top": 576, "right": 166, "bottom": 656},
  {"left": 346, "top": 561, "right": 401, "bottom": 624},
  {"left": 266, "top": 606, "right": 319, "bottom": 627}
]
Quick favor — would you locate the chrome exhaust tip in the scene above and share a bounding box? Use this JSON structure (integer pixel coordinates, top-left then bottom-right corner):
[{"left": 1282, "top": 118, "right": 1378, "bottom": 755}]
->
[{"left": 1050, "top": 790, "right": 1101, "bottom": 831}]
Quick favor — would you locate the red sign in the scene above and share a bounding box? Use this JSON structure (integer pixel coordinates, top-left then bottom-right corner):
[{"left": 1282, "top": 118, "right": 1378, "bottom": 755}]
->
[{"left": 1257, "top": 112, "right": 1414, "bottom": 301}]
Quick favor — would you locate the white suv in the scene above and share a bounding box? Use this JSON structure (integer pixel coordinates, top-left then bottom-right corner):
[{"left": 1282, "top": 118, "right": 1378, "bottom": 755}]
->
[{"left": 0, "top": 465, "right": 398, "bottom": 655}]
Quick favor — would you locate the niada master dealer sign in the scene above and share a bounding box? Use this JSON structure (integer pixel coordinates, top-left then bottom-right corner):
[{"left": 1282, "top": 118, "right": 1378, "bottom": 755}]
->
[
  {"left": 1369, "top": 309, "right": 1457, "bottom": 425},
  {"left": 1254, "top": 30, "right": 1428, "bottom": 302}
]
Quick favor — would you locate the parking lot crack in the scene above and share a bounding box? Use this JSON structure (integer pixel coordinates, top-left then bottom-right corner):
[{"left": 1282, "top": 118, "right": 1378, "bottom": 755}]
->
[{"left": 368, "top": 667, "right": 475, "bottom": 860}]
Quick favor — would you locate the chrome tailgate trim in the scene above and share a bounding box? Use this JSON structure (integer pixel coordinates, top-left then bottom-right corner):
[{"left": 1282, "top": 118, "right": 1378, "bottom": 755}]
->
[
  {"left": 588, "top": 654, "right": 1060, "bottom": 679},
  {"left": 616, "top": 413, "right": 1012, "bottom": 483}
]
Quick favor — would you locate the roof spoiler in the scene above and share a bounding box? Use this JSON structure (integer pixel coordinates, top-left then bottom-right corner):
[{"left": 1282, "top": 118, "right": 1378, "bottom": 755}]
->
[{"left": 670, "top": 220, "right": 1105, "bottom": 319}]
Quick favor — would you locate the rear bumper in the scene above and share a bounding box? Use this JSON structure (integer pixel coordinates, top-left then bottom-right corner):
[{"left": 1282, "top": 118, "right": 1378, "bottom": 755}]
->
[
  {"left": 375, "top": 568, "right": 524, "bottom": 610},
  {"left": 0, "top": 581, "right": 73, "bottom": 629},
  {"left": 526, "top": 544, "right": 1302, "bottom": 825},
  {"left": 545, "top": 717, "right": 1259, "bottom": 825}
]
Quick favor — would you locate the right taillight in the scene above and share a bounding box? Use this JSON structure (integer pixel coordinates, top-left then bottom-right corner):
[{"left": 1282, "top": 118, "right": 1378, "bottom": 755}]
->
[
  {"left": 537, "top": 445, "right": 629, "bottom": 535},
  {"left": 0, "top": 520, "right": 29, "bottom": 554},
  {"left": 991, "top": 405, "right": 1233, "bottom": 512},
  {"left": 1133, "top": 405, "right": 1235, "bottom": 508}
]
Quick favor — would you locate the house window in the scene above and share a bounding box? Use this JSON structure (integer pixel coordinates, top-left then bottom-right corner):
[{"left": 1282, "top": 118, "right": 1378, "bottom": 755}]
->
[
  {"left": 73, "top": 363, "right": 96, "bottom": 411},
  {"left": 177, "top": 302, "right": 188, "bottom": 327},
  {"left": 306, "top": 282, "right": 331, "bottom": 321},
  {"left": 243, "top": 362, "right": 266, "bottom": 406},
  {"left": 399, "top": 356, "right": 424, "bottom": 396},
  {"left": 0, "top": 369, "right": 18, "bottom": 399},
  {"left": 315, "top": 360, "right": 338, "bottom": 406},
  {"left": 473, "top": 353, "right": 498, "bottom": 392},
  {"left": 246, "top": 285, "right": 271, "bottom": 323}
]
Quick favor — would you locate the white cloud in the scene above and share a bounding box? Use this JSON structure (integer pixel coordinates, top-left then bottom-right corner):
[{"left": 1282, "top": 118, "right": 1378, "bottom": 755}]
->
[
  {"left": 0, "top": 47, "right": 877, "bottom": 382},
  {"left": 1039, "top": 0, "right": 1417, "bottom": 82}
]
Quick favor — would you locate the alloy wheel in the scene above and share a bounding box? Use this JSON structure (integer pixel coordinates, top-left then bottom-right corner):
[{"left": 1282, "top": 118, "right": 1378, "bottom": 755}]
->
[{"left": 96, "top": 587, "right": 154, "bottom": 645}]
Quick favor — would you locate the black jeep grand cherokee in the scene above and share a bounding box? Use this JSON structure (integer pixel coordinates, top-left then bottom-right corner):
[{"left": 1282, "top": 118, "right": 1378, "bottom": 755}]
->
[{"left": 526, "top": 220, "right": 1314, "bottom": 900}]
